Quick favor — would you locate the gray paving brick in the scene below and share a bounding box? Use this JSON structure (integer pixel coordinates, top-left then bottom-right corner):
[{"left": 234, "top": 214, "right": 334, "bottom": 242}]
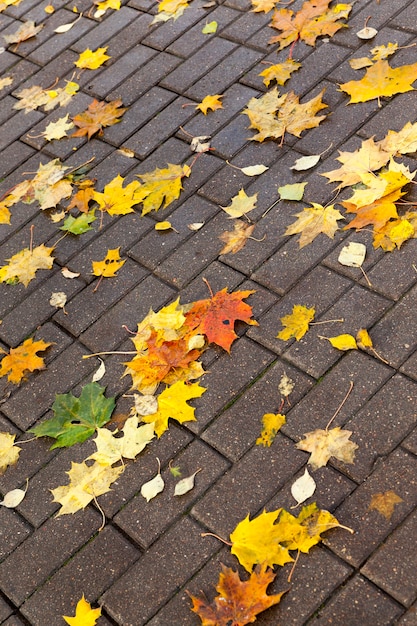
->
[
  {"left": 362, "top": 507, "right": 417, "bottom": 607},
  {"left": 398, "top": 603, "right": 417, "bottom": 625},
  {"left": 70, "top": 6, "right": 140, "bottom": 52},
  {"left": 392, "top": 0, "right": 417, "bottom": 31},
  {"left": 310, "top": 575, "right": 403, "bottom": 625},
  {"left": 0, "top": 141, "right": 36, "bottom": 179},
  {"left": 0, "top": 508, "right": 32, "bottom": 560},
  {"left": 21, "top": 526, "right": 139, "bottom": 626},
  {"left": 0, "top": 507, "right": 102, "bottom": 605},
  {"left": 325, "top": 449, "right": 417, "bottom": 568},
  {"left": 0, "top": 596, "right": 13, "bottom": 622},
  {"left": 103, "top": 517, "right": 218, "bottom": 625},
  {"left": 142, "top": 0, "right": 210, "bottom": 50},
  {"left": 220, "top": 8, "right": 270, "bottom": 43},
  {"left": 2, "top": 616, "right": 26, "bottom": 626},
  {"left": 178, "top": 259, "right": 247, "bottom": 303}
]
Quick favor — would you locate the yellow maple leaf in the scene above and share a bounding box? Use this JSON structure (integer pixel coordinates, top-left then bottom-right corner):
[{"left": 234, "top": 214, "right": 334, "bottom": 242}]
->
[
  {"left": 321, "top": 137, "right": 391, "bottom": 188},
  {"left": 256, "top": 412, "right": 286, "bottom": 446},
  {"left": 269, "top": 0, "right": 351, "bottom": 49},
  {"left": 141, "top": 380, "right": 206, "bottom": 437},
  {"left": 63, "top": 595, "right": 101, "bottom": 626},
  {"left": 196, "top": 94, "right": 223, "bottom": 114},
  {"left": 74, "top": 47, "right": 110, "bottom": 69},
  {"left": 0, "top": 244, "right": 54, "bottom": 287},
  {"left": 92, "top": 247, "right": 125, "bottom": 278},
  {"left": 93, "top": 174, "right": 140, "bottom": 215},
  {"left": 0, "top": 338, "right": 51, "bottom": 384},
  {"left": 251, "top": 0, "right": 276, "bottom": 12},
  {"left": 339, "top": 59, "right": 417, "bottom": 104},
  {"left": 41, "top": 114, "right": 74, "bottom": 141},
  {"left": 89, "top": 417, "right": 155, "bottom": 465},
  {"left": 51, "top": 460, "right": 124, "bottom": 515},
  {"left": 285, "top": 203, "right": 344, "bottom": 248},
  {"left": 369, "top": 490, "right": 403, "bottom": 520},
  {"left": 373, "top": 217, "right": 415, "bottom": 251},
  {"left": 379, "top": 121, "right": 417, "bottom": 157},
  {"left": 220, "top": 188, "right": 258, "bottom": 218},
  {"left": 259, "top": 59, "right": 301, "bottom": 87},
  {"left": 134, "top": 163, "right": 191, "bottom": 215},
  {"left": 0, "top": 432, "right": 21, "bottom": 474},
  {"left": 0, "top": 76, "right": 13, "bottom": 90},
  {"left": 277, "top": 304, "right": 315, "bottom": 341},
  {"left": 219, "top": 220, "right": 255, "bottom": 254},
  {"left": 95, "top": 0, "right": 120, "bottom": 12},
  {"left": 371, "top": 42, "right": 398, "bottom": 61},
  {"left": 0, "top": 204, "right": 11, "bottom": 224},
  {"left": 152, "top": 0, "right": 188, "bottom": 22},
  {"left": 279, "top": 503, "right": 344, "bottom": 553},
  {"left": 296, "top": 426, "right": 358, "bottom": 469}
]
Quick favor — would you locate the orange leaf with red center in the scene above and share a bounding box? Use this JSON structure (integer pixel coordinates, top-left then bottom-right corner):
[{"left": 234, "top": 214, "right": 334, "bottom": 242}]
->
[
  {"left": 0, "top": 338, "right": 51, "bottom": 384},
  {"left": 188, "top": 562, "right": 286, "bottom": 626},
  {"left": 184, "top": 288, "right": 258, "bottom": 352}
]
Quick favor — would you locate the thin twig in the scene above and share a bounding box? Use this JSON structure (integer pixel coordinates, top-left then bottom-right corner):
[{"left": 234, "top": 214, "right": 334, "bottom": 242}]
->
[
  {"left": 287, "top": 549, "right": 300, "bottom": 582},
  {"left": 325, "top": 381, "right": 354, "bottom": 431},
  {"left": 200, "top": 532, "right": 232, "bottom": 546}
]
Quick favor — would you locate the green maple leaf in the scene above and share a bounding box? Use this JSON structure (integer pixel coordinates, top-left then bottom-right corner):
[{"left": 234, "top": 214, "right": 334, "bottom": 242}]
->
[
  {"left": 30, "top": 382, "right": 115, "bottom": 448},
  {"left": 60, "top": 211, "right": 96, "bottom": 235}
]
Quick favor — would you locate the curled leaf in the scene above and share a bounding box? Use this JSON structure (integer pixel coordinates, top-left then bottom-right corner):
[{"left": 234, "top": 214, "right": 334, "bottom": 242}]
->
[
  {"left": 92, "top": 358, "right": 106, "bottom": 382},
  {"left": 356, "top": 26, "right": 378, "bottom": 39},
  {"left": 54, "top": 12, "right": 82, "bottom": 32},
  {"left": 290, "top": 154, "right": 321, "bottom": 171},
  {"left": 49, "top": 291, "right": 67, "bottom": 310},
  {"left": 338, "top": 242, "right": 366, "bottom": 267}
]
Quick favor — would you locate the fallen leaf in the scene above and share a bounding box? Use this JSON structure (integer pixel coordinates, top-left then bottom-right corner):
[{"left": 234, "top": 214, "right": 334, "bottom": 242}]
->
[
  {"left": 356, "top": 328, "right": 372, "bottom": 350},
  {"left": 290, "top": 154, "right": 321, "bottom": 171},
  {"left": 74, "top": 46, "right": 110, "bottom": 69},
  {"left": 67, "top": 181, "right": 96, "bottom": 213},
  {"left": 291, "top": 468, "right": 316, "bottom": 506},
  {"left": 277, "top": 304, "right": 315, "bottom": 341},
  {"left": 278, "top": 182, "right": 307, "bottom": 201},
  {"left": 152, "top": 0, "right": 189, "bottom": 22},
  {"left": 256, "top": 412, "right": 286, "bottom": 446},
  {"left": 322, "top": 333, "right": 358, "bottom": 351},
  {"left": 92, "top": 247, "right": 125, "bottom": 278},
  {"left": 60, "top": 211, "right": 97, "bottom": 235},
  {"left": 0, "top": 432, "right": 21, "bottom": 474},
  {"left": 49, "top": 291, "right": 67, "bottom": 310},
  {"left": 141, "top": 458, "right": 165, "bottom": 501},
  {"left": 202, "top": 20, "right": 217, "bottom": 33},
  {"left": 278, "top": 372, "right": 294, "bottom": 398},
  {"left": 0, "top": 244, "right": 54, "bottom": 287},
  {"left": 339, "top": 59, "right": 417, "bottom": 104},
  {"left": 269, "top": 0, "right": 352, "bottom": 49},
  {"left": 132, "top": 394, "right": 158, "bottom": 416},
  {"left": 89, "top": 417, "right": 155, "bottom": 465},
  {"left": 356, "top": 25, "right": 378, "bottom": 39},
  {"left": 134, "top": 163, "right": 191, "bottom": 215},
  {"left": 188, "top": 562, "right": 286, "bottom": 625},
  {"left": 296, "top": 426, "right": 358, "bottom": 469},
  {"left": 174, "top": 468, "right": 201, "bottom": 495},
  {"left": 190, "top": 135, "right": 211, "bottom": 152},
  {"left": 219, "top": 220, "right": 255, "bottom": 254},
  {"left": 379, "top": 121, "right": 417, "bottom": 157},
  {"left": 285, "top": 203, "right": 344, "bottom": 248},
  {"left": 371, "top": 42, "right": 398, "bottom": 61},
  {"left": 349, "top": 56, "right": 373, "bottom": 70},
  {"left": 44, "top": 4, "right": 54, "bottom": 12},
  {"left": 40, "top": 115, "right": 74, "bottom": 141},
  {"left": 4, "top": 20, "right": 43, "bottom": 45},
  {"left": 0, "top": 338, "right": 51, "bottom": 384},
  {"left": 62, "top": 267, "right": 80, "bottom": 278},
  {"left": 322, "top": 137, "right": 390, "bottom": 188},
  {"left": 54, "top": 12, "right": 82, "bottom": 32},
  {"left": 155, "top": 221, "right": 173, "bottom": 231},
  {"left": 251, "top": 0, "right": 276, "bottom": 11},
  {"left": 93, "top": 174, "right": 139, "bottom": 215},
  {"left": 338, "top": 242, "right": 366, "bottom": 267},
  {"left": 63, "top": 595, "right": 101, "bottom": 626},
  {"left": 0, "top": 479, "right": 28, "bottom": 508},
  {"left": 220, "top": 188, "right": 257, "bottom": 218},
  {"left": 196, "top": 94, "right": 223, "bottom": 114},
  {"left": 259, "top": 59, "right": 301, "bottom": 87},
  {"left": 0, "top": 76, "right": 13, "bottom": 90},
  {"left": 188, "top": 222, "right": 205, "bottom": 231},
  {"left": 369, "top": 490, "right": 403, "bottom": 520},
  {"left": 240, "top": 164, "right": 269, "bottom": 176},
  {"left": 72, "top": 99, "right": 127, "bottom": 139},
  {"left": 51, "top": 460, "right": 123, "bottom": 515},
  {"left": 30, "top": 382, "right": 115, "bottom": 448},
  {"left": 117, "top": 147, "right": 135, "bottom": 158},
  {"left": 94, "top": 0, "right": 120, "bottom": 16},
  {"left": 92, "top": 358, "right": 106, "bottom": 382}
]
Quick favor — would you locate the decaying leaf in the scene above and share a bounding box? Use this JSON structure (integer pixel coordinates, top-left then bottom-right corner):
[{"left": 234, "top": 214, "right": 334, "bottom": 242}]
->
[
  {"left": 30, "top": 382, "right": 115, "bottom": 448},
  {"left": 278, "top": 372, "right": 294, "bottom": 398},
  {"left": 72, "top": 99, "right": 127, "bottom": 140},
  {"left": 39, "top": 115, "right": 74, "bottom": 141},
  {"left": 74, "top": 46, "right": 110, "bottom": 69},
  {"left": 134, "top": 163, "right": 191, "bottom": 215},
  {"left": 0, "top": 338, "right": 51, "bottom": 384},
  {"left": 4, "top": 20, "right": 43, "bottom": 46},
  {"left": 290, "top": 154, "right": 321, "bottom": 171},
  {"left": 174, "top": 468, "right": 201, "bottom": 495},
  {"left": 152, "top": 0, "right": 189, "bottom": 23},
  {"left": 196, "top": 94, "right": 223, "bottom": 114},
  {"left": 369, "top": 490, "right": 403, "bottom": 520},
  {"left": 256, "top": 412, "right": 286, "bottom": 447},
  {"left": 14, "top": 81, "right": 79, "bottom": 113},
  {"left": 269, "top": 0, "right": 352, "bottom": 49},
  {"left": 339, "top": 59, "right": 417, "bottom": 104},
  {"left": 0, "top": 76, "right": 13, "bottom": 90},
  {"left": 92, "top": 358, "right": 106, "bottom": 383},
  {"left": 63, "top": 595, "right": 101, "bottom": 626},
  {"left": 131, "top": 394, "right": 158, "bottom": 417},
  {"left": 0, "top": 432, "right": 21, "bottom": 474},
  {"left": 291, "top": 467, "right": 316, "bottom": 506},
  {"left": 259, "top": 59, "right": 301, "bottom": 87},
  {"left": 62, "top": 267, "right": 80, "bottom": 279},
  {"left": 220, "top": 188, "right": 257, "bottom": 218},
  {"left": 51, "top": 460, "right": 123, "bottom": 515},
  {"left": 277, "top": 304, "right": 315, "bottom": 341},
  {"left": 296, "top": 426, "right": 358, "bottom": 469},
  {"left": 188, "top": 562, "right": 286, "bottom": 625},
  {"left": 92, "top": 247, "right": 125, "bottom": 278},
  {"left": 219, "top": 220, "right": 255, "bottom": 254},
  {"left": 285, "top": 202, "right": 344, "bottom": 247},
  {"left": 141, "top": 457, "right": 165, "bottom": 501},
  {"left": 190, "top": 135, "right": 211, "bottom": 153},
  {"left": 322, "top": 137, "right": 391, "bottom": 188},
  {"left": 49, "top": 291, "right": 67, "bottom": 311},
  {"left": 0, "top": 244, "right": 55, "bottom": 286}
]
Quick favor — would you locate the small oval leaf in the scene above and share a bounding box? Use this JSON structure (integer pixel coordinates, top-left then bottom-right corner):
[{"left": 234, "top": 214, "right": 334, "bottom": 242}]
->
[
  {"left": 174, "top": 469, "right": 201, "bottom": 496},
  {"left": 291, "top": 468, "right": 316, "bottom": 506}
]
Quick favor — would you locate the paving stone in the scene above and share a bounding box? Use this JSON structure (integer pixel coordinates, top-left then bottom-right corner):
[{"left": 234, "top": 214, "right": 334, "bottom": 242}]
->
[
  {"left": 220, "top": 8, "right": 270, "bottom": 43},
  {"left": 338, "top": 375, "right": 417, "bottom": 483},
  {"left": 115, "top": 439, "right": 229, "bottom": 548},
  {"left": 362, "top": 507, "right": 417, "bottom": 607},
  {"left": 21, "top": 526, "right": 139, "bottom": 626},
  {"left": 0, "top": 597, "right": 13, "bottom": 622},
  {"left": 283, "top": 284, "right": 392, "bottom": 379},
  {"left": 402, "top": 423, "right": 417, "bottom": 456},
  {"left": 357, "top": 90, "right": 417, "bottom": 142},
  {"left": 142, "top": 0, "right": 209, "bottom": 50},
  {"left": 202, "top": 358, "right": 313, "bottom": 461},
  {"left": 2, "top": 616, "right": 26, "bottom": 626},
  {"left": 178, "top": 259, "right": 247, "bottom": 303},
  {"left": 398, "top": 603, "right": 417, "bottom": 625},
  {"left": 70, "top": 6, "right": 140, "bottom": 52},
  {"left": 0, "top": 507, "right": 102, "bottom": 605},
  {"left": 310, "top": 574, "right": 403, "bottom": 625},
  {"left": 0, "top": 508, "right": 32, "bottom": 560},
  {"left": 322, "top": 229, "right": 385, "bottom": 285},
  {"left": 0, "top": 141, "right": 36, "bottom": 180},
  {"left": 392, "top": 0, "right": 417, "bottom": 31},
  {"left": 192, "top": 432, "right": 306, "bottom": 537},
  {"left": 1, "top": 341, "right": 97, "bottom": 430},
  {"left": 325, "top": 448, "right": 417, "bottom": 568},
  {"left": 103, "top": 517, "right": 218, "bottom": 625},
  {"left": 281, "top": 350, "right": 393, "bottom": 441}
]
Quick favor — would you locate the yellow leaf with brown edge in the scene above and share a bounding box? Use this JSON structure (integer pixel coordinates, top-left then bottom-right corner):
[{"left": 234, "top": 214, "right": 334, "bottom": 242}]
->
[
  {"left": 285, "top": 203, "right": 344, "bottom": 248},
  {"left": 296, "top": 426, "right": 358, "bottom": 469},
  {"left": 256, "top": 413, "right": 286, "bottom": 447},
  {"left": 92, "top": 247, "right": 125, "bottom": 278},
  {"left": 369, "top": 491, "right": 403, "bottom": 520},
  {"left": 0, "top": 244, "right": 54, "bottom": 287},
  {"left": 277, "top": 304, "right": 315, "bottom": 341},
  {"left": 259, "top": 59, "right": 301, "bottom": 87},
  {"left": 0, "top": 432, "right": 21, "bottom": 474},
  {"left": 63, "top": 595, "right": 101, "bottom": 626},
  {"left": 379, "top": 121, "right": 417, "bottom": 157},
  {"left": 339, "top": 59, "right": 417, "bottom": 104},
  {"left": 188, "top": 562, "right": 286, "bottom": 625},
  {"left": 196, "top": 94, "right": 223, "bottom": 114},
  {"left": 219, "top": 220, "right": 255, "bottom": 254},
  {"left": 373, "top": 217, "right": 415, "bottom": 251},
  {"left": 0, "top": 338, "right": 51, "bottom": 384},
  {"left": 279, "top": 502, "right": 345, "bottom": 553},
  {"left": 74, "top": 47, "right": 110, "bottom": 69}
]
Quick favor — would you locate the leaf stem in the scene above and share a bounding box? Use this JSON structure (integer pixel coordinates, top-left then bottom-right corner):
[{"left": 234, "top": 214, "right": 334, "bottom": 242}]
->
[
  {"left": 82, "top": 350, "right": 137, "bottom": 359},
  {"left": 287, "top": 549, "right": 300, "bottom": 582},
  {"left": 325, "top": 381, "right": 354, "bottom": 431},
  {"left": 200, "top": 532, "right": 232, "bottom": 546},
  {"left": 310, "top": 318, "right": 344, "bottom": 325}
]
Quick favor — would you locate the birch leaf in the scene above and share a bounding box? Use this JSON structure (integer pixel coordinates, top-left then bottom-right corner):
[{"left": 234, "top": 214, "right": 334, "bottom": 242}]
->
[
  {"left": 291, "top": 468, "right": 316, "bottom": 506},
  {"left": 290, "top": 154, "right": 321, "bottom": 171},
  {"left": 338, "top": 242, "right": 366, "bottom": 267},
  {"left": 324, "top": 333, "right": 358, "bottom": 351},
  {"left": 0, "top": 479, "right": 28, "bottom": 508},
  {"left": 141, "top": 458, "right": 164, "bottom": 501},
  {"left": 174, "top": 468, "right": 201, "bottom": 495},
  {"left": 240, "top": 164, "right": 269, "bottom": 176},
  {"left": 278, "top": 182, "right": 307, "bottom": 201},
  {"left": 220, "top": 188, "right": 257, "bottom": 218},
  {"left": 54, "top": 13, "right": 82, "bottom": 32},
  {"left": 92, "top": 358, "right": 106, "bottom": 382}
]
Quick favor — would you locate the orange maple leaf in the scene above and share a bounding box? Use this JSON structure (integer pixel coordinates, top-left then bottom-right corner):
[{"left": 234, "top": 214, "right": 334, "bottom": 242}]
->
[
  {"left": 72, "top": 99, "right": 127, "bottom": 140},
  {"left": 188, "top": 562, "right": 286, "bottom": 626},
  {"left": 184, "top": 288, "right": 258, "bottom": 352},
  {"left": 0, "top": 338, "right": 51, "bottom": 384}
]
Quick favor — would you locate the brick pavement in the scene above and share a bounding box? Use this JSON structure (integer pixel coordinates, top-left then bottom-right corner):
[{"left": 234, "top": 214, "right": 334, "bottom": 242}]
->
[{"left": 0, "top": 0, "right": 416, "bottom": 623}]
